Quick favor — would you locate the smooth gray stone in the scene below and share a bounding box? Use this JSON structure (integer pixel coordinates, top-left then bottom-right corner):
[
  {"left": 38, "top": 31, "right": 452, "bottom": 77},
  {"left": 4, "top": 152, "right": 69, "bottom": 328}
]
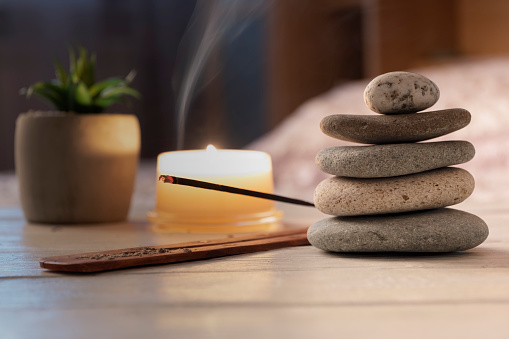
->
[
  {"left": 316, "top": 141, "right": 475, "bottom": 178},
  {"left": 364, "top": 71, "right": 440, "bottom": 114},
  {"left": 314, "top": 167, "right": 474, "bottom": 216},
  {"left": 307, "top": 208, "right": 489, "bottom": 252},
  {"left": 320, "top": 109, "right": 471, "bottom": 144}
]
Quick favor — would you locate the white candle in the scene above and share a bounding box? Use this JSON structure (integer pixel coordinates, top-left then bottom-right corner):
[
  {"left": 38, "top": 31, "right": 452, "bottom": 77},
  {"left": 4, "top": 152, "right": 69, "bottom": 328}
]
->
[{"left": 148, "top": 145, "right": 282, "bottom": 232}]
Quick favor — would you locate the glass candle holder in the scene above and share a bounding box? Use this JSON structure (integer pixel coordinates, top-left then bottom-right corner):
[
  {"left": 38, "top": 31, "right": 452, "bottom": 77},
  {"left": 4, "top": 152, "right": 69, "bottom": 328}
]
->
[{"left": 147, "top": 146, "right": 282, "bottom": 233}]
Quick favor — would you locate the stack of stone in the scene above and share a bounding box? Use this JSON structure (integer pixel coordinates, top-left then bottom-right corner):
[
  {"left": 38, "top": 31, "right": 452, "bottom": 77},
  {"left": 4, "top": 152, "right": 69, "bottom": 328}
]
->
[{"left": 308, "top": 71, "right": 489, "bottom": 253}]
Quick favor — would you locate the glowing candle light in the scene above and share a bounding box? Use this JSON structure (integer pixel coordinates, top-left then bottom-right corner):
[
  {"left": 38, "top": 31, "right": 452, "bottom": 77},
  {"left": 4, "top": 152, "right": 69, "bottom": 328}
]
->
[{"left": 148, "top": 145, "right": 282, "bottom": 232}]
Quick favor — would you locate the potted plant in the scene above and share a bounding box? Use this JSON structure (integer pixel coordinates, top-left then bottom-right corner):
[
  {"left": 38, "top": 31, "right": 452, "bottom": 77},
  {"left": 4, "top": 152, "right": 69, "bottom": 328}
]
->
[{"left": 16, "top": 46, "right": 141, "bottom": 223}]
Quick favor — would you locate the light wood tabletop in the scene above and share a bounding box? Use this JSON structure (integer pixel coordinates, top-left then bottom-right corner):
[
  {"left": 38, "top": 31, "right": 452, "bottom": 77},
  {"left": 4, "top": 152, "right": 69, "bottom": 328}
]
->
[{"left": 1, "top": 167, "right": 509, "bottom": 339}]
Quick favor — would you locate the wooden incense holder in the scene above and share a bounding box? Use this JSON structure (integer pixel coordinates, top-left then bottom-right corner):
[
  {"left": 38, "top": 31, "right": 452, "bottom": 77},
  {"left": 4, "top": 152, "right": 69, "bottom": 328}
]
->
[{"left": 40, "top": 228, "right": 309, "bottom": 273}]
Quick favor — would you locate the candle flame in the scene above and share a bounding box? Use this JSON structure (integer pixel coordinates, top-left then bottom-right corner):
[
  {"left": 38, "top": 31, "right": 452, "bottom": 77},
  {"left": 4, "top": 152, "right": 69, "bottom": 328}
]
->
[{"left": 206, "top": 144, "right": 217, "bottom": 153}]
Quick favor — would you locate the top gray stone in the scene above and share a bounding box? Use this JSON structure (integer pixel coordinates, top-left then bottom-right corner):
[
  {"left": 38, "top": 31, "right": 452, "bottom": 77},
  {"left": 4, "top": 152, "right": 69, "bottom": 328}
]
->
[
  {"left": 364, "top": 71, "right": 440, "bottom": 114},
  {"left": 320, "top": 108, "right": 471, "bottom": 144}
]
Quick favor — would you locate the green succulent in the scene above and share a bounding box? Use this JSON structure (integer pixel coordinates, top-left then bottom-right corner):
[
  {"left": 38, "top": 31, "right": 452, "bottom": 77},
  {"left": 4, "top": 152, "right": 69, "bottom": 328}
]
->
[{"left": 21, "top": 46, "right": 140, "bottom": 113}]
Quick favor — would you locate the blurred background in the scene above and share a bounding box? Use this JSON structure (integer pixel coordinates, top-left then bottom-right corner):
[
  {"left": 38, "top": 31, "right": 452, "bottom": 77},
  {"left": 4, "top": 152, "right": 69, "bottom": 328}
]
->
[{"left": 1, "top": 0, "right": 508, "bottom": 171}]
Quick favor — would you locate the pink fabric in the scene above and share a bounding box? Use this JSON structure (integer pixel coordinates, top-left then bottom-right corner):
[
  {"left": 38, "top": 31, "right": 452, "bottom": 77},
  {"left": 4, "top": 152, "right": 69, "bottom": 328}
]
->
[{"left": 249, "top": 58, "right": 509, "bottom": 205}]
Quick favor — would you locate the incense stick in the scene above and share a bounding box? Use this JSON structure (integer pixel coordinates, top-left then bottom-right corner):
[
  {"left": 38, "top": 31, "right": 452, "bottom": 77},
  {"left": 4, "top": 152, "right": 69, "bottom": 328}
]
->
[{"left": 159, "top": 175, "right": 315, "bottom": 207}]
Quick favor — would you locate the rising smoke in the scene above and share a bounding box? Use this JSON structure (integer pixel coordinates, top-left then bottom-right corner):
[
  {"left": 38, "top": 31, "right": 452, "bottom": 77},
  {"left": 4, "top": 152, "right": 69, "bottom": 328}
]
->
[{"left": 173, "top": 0, "right": 270, "bottom": 150}]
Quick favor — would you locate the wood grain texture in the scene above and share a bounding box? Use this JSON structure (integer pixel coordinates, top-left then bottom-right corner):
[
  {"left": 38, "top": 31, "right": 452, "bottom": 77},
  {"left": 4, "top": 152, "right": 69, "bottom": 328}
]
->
[
  {"left": 2, "top": 192, "right": 509, "bottom": 338},
  {"left": 362, "top": 0, "right": 457, "bottom": 76},
  {"left": 39, "top": 228, "right": 309, "bottom": 273},
  {"left": 268, "top": 0, "right": 363, "bottom": 128},
  {"left": 457, "top": 0, "right": 509, "bottom": 55}
]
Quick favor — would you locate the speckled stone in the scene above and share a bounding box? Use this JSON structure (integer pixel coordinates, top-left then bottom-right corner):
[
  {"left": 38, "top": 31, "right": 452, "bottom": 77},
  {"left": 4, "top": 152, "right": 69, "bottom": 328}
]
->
[
  {"left": 316, "top": 141, "right": 475, "bottom": 178},
  {"left": 307, "top": 208, "right": 489, "bottom": 252},
  {"left": 314, "top": 167, "right": 474, "bottom": 216},
  {"left": 320, "top": 109, "right": 471, "bottom": 144},
  {"left": 364, "top": 71, "right": 440, "bottom": 114}
]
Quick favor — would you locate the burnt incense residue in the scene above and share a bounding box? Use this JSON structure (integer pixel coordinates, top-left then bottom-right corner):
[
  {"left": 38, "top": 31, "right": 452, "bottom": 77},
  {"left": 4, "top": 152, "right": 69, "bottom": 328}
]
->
[
  {"left": 159, "top": 175, "right": 174, "bottom": 183},
  {"left": 39, "top": 228, "right": 311, "bottom": 272},
  {"left": 77, "top": 247, "right": 193, "bottom": 261}
]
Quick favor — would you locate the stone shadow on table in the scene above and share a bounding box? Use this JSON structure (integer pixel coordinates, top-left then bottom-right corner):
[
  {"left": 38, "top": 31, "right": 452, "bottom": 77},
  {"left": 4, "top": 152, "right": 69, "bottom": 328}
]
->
[{"left": 318, "top": 246, "right": 509, "bottom": 268}]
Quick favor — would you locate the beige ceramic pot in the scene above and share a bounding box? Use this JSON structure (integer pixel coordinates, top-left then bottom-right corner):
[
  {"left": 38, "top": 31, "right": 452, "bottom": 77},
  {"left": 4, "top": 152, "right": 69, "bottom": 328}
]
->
[{"left": 15, "top": 111, "right": 141, "bottom": 223}]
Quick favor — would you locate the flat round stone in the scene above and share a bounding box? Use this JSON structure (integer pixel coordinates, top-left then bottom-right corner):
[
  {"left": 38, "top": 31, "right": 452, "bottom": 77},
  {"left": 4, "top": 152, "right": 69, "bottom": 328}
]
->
[
  {"left": 314, "top": 167, "right": 474, "bottom": 216},
  {"left": 364, "top": 71, "right": 440, "bottom": 114},
  {"left": 307, "top": 208, "right": 489, "bottom": 252},
  {"left": 316, "top": 141, "right": 475, "bottom": 178},
  {"left": 320, "top": 109, "right": 471, "bottom": 144}
]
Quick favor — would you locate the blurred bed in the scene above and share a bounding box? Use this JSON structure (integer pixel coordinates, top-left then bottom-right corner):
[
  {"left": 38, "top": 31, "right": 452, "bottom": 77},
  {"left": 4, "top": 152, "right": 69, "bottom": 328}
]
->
[{"left": 249, "top": 57, "right": 509, "bottom": 205}]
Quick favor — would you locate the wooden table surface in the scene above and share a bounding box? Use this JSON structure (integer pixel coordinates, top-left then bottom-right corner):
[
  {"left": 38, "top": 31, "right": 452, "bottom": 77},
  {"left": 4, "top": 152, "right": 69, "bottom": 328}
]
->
[{"left": 1, "top": 169, "right": 509, "bottom": 339}]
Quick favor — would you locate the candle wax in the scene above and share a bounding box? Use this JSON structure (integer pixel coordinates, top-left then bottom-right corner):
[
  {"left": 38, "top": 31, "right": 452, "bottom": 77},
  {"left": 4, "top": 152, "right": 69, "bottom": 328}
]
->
[{"left": 149, "top": 147, "right": 282, "bottom": 232}]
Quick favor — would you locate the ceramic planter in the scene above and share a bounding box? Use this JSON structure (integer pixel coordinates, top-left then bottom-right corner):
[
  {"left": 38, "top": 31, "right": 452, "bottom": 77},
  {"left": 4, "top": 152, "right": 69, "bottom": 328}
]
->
[{"left": 15, "top": 111, "right": 141, "bottom": 223}]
